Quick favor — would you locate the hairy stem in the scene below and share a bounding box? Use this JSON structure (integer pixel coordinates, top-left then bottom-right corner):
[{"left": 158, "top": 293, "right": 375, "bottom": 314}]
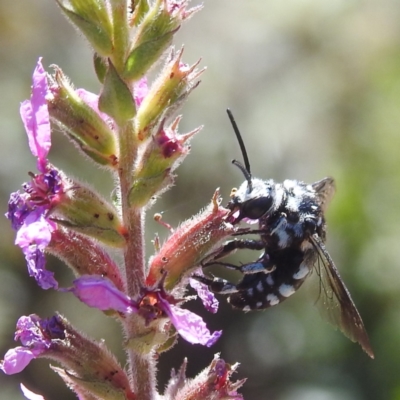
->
[
  {"left": 118, "top": 122, "right": 156, "bottom": 399},
  {"left": 118, "top": 123, "right": 145, "bottom": 295}
]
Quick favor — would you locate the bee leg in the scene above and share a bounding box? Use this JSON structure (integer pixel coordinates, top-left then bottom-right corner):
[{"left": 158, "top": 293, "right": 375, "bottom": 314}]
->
[
  {"left": 203, "top": 252, "right": 273, "bottom": 275},
  {"left": 201, "top": 239, "right": 265, "bottom": 266},
  {"left": 192, "top": 274, "right": 239, "bottom": 294},
  {"left": 238, "top": 253, "right": 275, "bottom": 274}
]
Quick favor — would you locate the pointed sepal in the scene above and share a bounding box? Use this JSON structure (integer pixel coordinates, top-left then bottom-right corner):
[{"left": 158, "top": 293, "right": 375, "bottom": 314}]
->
[
  {"left": 172, "top": 354, "right": 246, "bottom": 400},
  {"left": 135, "top": 48, "right": 203, "bottom": 140},
  {"left": 128, "top": 117, "right": 200, "bottom": 207}
]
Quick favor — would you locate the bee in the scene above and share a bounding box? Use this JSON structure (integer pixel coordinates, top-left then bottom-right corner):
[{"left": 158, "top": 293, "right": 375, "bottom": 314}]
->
[{"left": 195, "top": 110, "right": 374, "bottom": 358}]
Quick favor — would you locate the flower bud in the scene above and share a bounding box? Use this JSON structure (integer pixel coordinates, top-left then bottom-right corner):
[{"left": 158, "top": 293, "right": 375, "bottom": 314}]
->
[
  {"left": 48, "top": 67, "right": 118, "bottom": 168},
  {"left": 135, "top": 48, "right": 204, "bottom": 141},
  {"left": 172, "top": 354, "right": 245, "bottom": 400},
  {"left": 124, "top": 0, "right": 179, "bottom": 81},
  {"left": 124, "top": 0, "right": 203, "bottom": 81},
  {"left": 128, "top": 117, "right": 200, "bottom": 207},
  {"left": 147, "top": 190, "right": 235, "bottom": 289},
  {"left": 48, "top": 228, "right": 125, "bottom": 291},
  {"left": 55, "top": 0, "right": 113, "bottom": 56},
  {"left": 52, "top": 175, "right": 126, "bottom": 248},
  {"left": 128, "top": 168, "right": 173, "bottom": 208},
  {"left": 1, "top": 314, "right": 134, "bottom": 400}
]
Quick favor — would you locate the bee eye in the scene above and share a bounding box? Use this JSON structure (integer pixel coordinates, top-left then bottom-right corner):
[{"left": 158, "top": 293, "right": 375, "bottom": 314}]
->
[{"left": 242, "top": 196, "right": 273, "bottom": 219}]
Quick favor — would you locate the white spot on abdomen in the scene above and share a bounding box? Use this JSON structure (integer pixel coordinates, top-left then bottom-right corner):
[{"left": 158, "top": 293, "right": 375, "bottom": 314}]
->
[
  {"left": 267, "top": 294, "right": 280, "bottom": 305},
  {"left": 266, "top": 275, "right": 274, "bottom": 286},
  {"left": 293, "top": 263, "right": 310, "bottom": 280},
  {"left": 278, "top": 284, "right": 296, "bottom": 298}
]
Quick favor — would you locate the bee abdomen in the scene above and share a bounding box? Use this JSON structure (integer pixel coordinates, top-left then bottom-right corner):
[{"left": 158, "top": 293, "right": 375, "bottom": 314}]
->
[{"left": 228, "top": 256, "right": 311, "bottom": 311}]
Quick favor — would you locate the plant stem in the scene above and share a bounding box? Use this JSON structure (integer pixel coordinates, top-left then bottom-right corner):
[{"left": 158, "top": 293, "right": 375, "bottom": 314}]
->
[
  {"left": 118, "top": 123, "right": 145, "bottom": 296},
  {"left": 118, "top": 122, "right": 156, "bottom": 399}
]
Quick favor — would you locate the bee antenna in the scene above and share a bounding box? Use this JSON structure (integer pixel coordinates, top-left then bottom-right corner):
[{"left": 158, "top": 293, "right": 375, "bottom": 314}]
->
[
  {"left": 227, "top": 109, "right": 251, "bottom": 174},
  {"left": 227, "top": 109, "right": 253, "bottom": 192},
  {"left": 232, "top": 159, "right": 253, "bottom": 192}
]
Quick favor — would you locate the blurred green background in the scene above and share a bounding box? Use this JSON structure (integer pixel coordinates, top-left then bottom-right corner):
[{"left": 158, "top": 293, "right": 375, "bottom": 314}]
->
[{"left": 1, "top": 0, "right": 400, "bottom": 399}]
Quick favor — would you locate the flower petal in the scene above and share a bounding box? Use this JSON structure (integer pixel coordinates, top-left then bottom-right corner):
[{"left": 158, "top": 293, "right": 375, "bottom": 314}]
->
[
  {"left": 0, "top": 347, "right": 37, "bottom": 375},
  {"left": 15, "top": 209, "right": 54, "bottom": 250},
  {"left": 75, "top": 88, "right": 111, "bottom": 124},
  {"left": 15, "top": 210, "right": 57, "bottom": 290},
  {"left": 69, "top": 276, "right": 138, "bottom": 313},
  {"left": 190, "top": 276, "right": 219, "bottom": 314},
  {"left": 166, "top": 304, "right": 222, "bottom": 347},
  {"left": 6, "top": 191, "right": 31, "bottom": 231},
  {"left": 20, "top": 58, "right": 51, "bottom": 172}
]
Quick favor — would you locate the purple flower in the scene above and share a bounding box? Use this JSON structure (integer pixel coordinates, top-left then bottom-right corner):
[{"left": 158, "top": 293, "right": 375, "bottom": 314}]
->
[
  {"left": 6, "top": 59, "right": 63, "bottom": 289},
  {"left": 14, "top": 208, "right": 57, "bottom": 290},
  {"left": 69, "top": 276, "right": 222, "bottom": 347},
  {"left": 161, "top": 301, "right": 221, "bottom": 347},
  {"left": 1, "top": 315, "right": 65, "bottom": 375},
  {"left": 6, "top": 192, "right": 31, "bottom": 231},
  {"left": 6, "top": 195, "right": 59, "bottom": 289},
  {"left": 68, "top": 275, "right": 138, "bottom": 314},
  {"left": 20, "top": 58, "right": 51, "bottom": 173},
  {"left": 190, "top": 272, "right": 219, "bottom": 314}
]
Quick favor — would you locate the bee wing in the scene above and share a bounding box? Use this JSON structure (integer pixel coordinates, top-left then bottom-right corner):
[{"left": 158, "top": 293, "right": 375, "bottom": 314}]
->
[
  {"left": 312, "top": 177, "right": 336, "bottom": 213},
  {"left": 310, "top": 234, "right": 374, "bottom": 358}
]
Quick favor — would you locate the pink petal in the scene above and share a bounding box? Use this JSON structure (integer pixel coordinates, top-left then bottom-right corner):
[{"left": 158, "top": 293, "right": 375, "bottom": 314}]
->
[
  {"left": 15, "top": 211, "right": 54, "bottom": 251},
  {"left": 69, "top": 276, "right": 137, "bottom": 313},
  {"left": 20, "top": 58, "right": 51, "bottom": 172},
  {"left": 75, "top": 88, "right": 110, "bottom": 123},
  {"left": 190, "top": 276, "right": 219, "bottom": 314},
  {"left": 166, "top": 304, "right": 222, "bottom": 347},
  {"left": 0, "top": 347, "right": 37, "bottom": 374}
]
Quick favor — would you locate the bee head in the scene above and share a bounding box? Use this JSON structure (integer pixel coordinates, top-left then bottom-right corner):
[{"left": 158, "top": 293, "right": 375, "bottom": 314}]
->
[
  {"left": 226, "top": 109, "right": 275, "bottom": 223},
  {"left": 228, "top": 166, "right": 275, "bottom": 222}
]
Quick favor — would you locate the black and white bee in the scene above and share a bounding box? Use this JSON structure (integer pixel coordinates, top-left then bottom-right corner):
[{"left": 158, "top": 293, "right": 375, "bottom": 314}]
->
[{"left": 195, "top": 110, "right": 374, "bottom": 358}]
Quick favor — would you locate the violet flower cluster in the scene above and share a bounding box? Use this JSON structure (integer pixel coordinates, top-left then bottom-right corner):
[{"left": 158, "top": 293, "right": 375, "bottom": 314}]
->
[{"left": 1, "top": 1, "right": 245, "bottom": 399}]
